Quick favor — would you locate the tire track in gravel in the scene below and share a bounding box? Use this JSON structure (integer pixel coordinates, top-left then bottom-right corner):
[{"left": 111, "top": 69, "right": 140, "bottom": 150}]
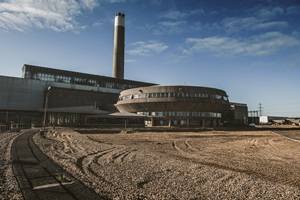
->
[
  {"left": 173, "top": 135, "right": 300, "bottom": 188},
  {"left": 176, "top": 137, "right": 248, "bottom": 168},
  {"left": 76, "top": 147, "right": 117, "bottom": 184},
  {"left": 246, "top": 137, "right": 300, "bottom": 186},
  {"left": 77, "top": 146, "right": 138, "bottom": 178}
]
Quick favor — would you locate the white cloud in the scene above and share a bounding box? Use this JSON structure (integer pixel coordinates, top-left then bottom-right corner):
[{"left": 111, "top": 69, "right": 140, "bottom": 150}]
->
[
  {"left": 127, "top": 40, "right": 168, "bottom": 56},
  {"left": 222, "top": 17, "right": 258, "bottom": 33},
  {"left": 125, "top": 59, "right": 137, "bottom": 63},
  {"left": 159, "top": 10, "right": 188, "bottom": 20},
  {"left": 0, "top": 0, "right": 99, "bottom": 32},
  {"left": 153, "top": 20, "right": 187, "bottom": 35},
  {"left": 286, "top": 6, "right": 300, "bottom": 15},
  {"left": 152, "top": 8, "right": 203, "bottom": 34},
  {"left": 255, "top": 6, "right": 284, "bottom": 20},
  {"left": 220, "top": 4, "right": 295, "bottom": 34},
  {"left": 252, "top": 21, "right": 289, "bottom": 30},
  {"left": 80, "top": 0, "right": 99, "bottom": 10},
  {"left": 159, "top": 9, "right": 204, "bottom": 20},
  {"left": 106, "top": 0, "right": 126, "bottom": 3},
  {"left": 183, "top": 32, "right": 300, "bottom": 57},
  {"left": 222, "top": 16, "right": 290, "bottom": 33}
]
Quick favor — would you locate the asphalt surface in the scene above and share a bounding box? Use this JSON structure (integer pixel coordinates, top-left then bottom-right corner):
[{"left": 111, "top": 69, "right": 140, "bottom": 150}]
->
[
  {"left": 272, "top": 130, "right": 300, "bottom": 142},
  {"left": 11, "top": 130, "right": 105, "bottom": 200}
]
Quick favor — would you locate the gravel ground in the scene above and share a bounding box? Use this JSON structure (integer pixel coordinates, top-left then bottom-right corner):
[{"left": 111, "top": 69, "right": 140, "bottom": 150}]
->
[
  {"left": 33, "top": 127, "right": 300, "bottom": 199},
  {"left": 0, "top": 132, "right": 23, "bottom": 200}
]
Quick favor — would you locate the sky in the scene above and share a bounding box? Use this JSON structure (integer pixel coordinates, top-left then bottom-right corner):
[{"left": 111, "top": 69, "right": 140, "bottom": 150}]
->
[{"left": 0, "top": 0, "right": 300, "bottom": 117}]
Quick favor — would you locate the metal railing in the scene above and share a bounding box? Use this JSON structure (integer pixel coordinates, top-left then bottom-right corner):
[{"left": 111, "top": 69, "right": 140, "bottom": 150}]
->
[{"left": 0, "top": 123, "right": 34, "bottom": 161}]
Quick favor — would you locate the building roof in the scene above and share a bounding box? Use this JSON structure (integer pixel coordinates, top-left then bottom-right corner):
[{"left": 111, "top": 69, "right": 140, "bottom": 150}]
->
[
  {"left": 23, "top": 64, "right": 156, "bottom": 90},
  {"left": 85, "top": 112, "right": 146, "bottom": 118},
  {"left": 39, "top": 105, "right": 109, "bottom": 114}
]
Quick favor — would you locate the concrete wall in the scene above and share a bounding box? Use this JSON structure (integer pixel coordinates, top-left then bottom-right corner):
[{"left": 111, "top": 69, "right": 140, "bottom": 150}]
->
[
  {"left": 0, "top": 75, "right": 122, "bottom": 112},
  {"left": 48, "top": 87, "right": 119, "bottom": 112},
  {"left": 0, "top": 76, "right": 46, "bottom": 111}
]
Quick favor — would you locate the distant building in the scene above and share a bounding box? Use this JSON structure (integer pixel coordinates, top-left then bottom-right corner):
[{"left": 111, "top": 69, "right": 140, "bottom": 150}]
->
[
  {"left": 248, "top": 110, "right": 259, "bottom": 125},
  {"left": 222, "top": 102, "right": 248, "bottom": 126},
  {"left": 259, "top": 116, "right": 288, "bottom": 125},
  {"left": 286, "top": 118, "right": 300, "bottom": 126}
]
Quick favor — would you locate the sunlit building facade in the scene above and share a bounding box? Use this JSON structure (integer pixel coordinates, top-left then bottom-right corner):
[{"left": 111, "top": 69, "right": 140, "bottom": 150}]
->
[
  {"left": 115, "top": 85, "right": 231, "bottom": 127},
  {"left": 0, "top": 64, "right": 155, "bottom": 127}
]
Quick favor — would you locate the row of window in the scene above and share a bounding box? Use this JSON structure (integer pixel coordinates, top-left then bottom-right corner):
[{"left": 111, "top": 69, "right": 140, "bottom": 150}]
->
[
  {"left": 23, "top": 72, "right": 138, "bottom": 90},
  {"left": 137, "top": 111, "right": 222, "bottom": 118},
  {"left": 119, "top": 92, "right": 228, "bottom": 101}
]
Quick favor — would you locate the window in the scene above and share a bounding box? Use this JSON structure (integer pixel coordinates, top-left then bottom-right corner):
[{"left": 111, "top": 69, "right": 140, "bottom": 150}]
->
[
  {"left": 215, "top": 95, "right": 222, "bottom": 99},
  {"left": 157, "top": 112, "right": 163, "bottom": 116}
]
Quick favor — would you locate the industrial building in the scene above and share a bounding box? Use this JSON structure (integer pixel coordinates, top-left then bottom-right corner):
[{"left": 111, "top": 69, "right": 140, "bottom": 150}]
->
[
  {"left": 0, "top": 12, "right": 245, "bottom": 129},
  {"left": 116, "top": 85, "right": 230, "bottom": 127},
  {"left": 222, "top": 103, "right": 248, "bottom": 126},
  {"left": 0, "top": 64, "right": 154, "bottom": 126}
]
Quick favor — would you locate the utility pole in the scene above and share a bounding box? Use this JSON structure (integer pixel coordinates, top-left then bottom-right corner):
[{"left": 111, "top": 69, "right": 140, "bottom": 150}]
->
[
  {"left": 258, "top": 103, "right": 263, "bottom": 116},
  {"left": 42, "top": 87, "right": 52, "bottom": 135}
]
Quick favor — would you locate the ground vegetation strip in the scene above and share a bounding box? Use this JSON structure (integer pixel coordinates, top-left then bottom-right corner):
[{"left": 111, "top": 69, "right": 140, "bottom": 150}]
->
[{"left": 33, "top": 128, "right": 300, "bottom": 199}]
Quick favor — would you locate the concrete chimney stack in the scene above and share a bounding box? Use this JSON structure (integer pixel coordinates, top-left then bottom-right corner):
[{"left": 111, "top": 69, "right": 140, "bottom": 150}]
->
[{"left": 112, "top": 13, "right": 125, "bottom": 79}]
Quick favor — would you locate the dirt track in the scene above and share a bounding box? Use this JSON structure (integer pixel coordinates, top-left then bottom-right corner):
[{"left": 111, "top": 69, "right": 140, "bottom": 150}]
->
[{"left": 34, "top": 128, "right": 300, "bottom": 199}]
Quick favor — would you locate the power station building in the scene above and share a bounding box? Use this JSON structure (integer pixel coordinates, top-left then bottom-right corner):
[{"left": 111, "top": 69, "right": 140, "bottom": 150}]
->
[
  {"left": 116, "top": 85, "right": 230, "bottom": 126},
  {"left": 0, "top": 64, "right": 154, "bottom": 126},
  {"left": 0, "top": 12, "right": 245, "bottom": 129}
]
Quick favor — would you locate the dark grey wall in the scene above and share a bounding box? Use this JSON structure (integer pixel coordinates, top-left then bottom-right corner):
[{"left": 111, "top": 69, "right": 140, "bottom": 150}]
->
[{"left": 0, "top": 76, "right": 45, "bottom": 111}]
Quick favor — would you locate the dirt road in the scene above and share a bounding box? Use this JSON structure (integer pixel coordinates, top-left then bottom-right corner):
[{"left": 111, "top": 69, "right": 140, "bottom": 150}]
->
[{"left": 34, "top": 128, "right": 300, "bottom": 199}]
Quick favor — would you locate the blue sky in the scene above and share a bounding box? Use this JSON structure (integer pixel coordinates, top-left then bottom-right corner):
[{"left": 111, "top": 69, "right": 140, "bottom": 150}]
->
[{"left": 0, "top": 0, "right": 300, "bottom": 117}]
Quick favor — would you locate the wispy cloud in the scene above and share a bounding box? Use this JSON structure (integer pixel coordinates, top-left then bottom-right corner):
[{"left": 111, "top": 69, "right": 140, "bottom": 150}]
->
[
  {"left": 159, "top": 9, "right": 204, "bottom": 20},
  {"left": 159, "top": 10, "right": 188, "bottom": 20},
  {"left": 0, "top": 0, "right": 99, "bottom": 32},
  {"left": 222, "top": 5, "right": 297, "bottom": 34},
  {"left": 153, "top": 20, "right": 187, "bottom": 35},
  {"left": 127, "top": 40, "right": 168, "bottom": 56},
  {"left": 222, "top": 17, "right": 289, "bottom": 33},
  {"left": 106, "top": 0, "right": 126, "bottom": 3},
  {"left": 286, "top": 5, "right": 300, "bottom": 15},
  {"left": 183, "top": 32, "right": 300, "bottom": 57},
  {"left": 150, "top": 8, "right": 204, "bottom": 35},
  {"left": 125, "top": 59, "right": 138, "bottom": 63},
  {"left": 255, "top": 6, "right": 284, "bottom": 19}
]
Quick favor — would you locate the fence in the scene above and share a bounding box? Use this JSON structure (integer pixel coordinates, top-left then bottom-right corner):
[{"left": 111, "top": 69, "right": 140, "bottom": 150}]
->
[{"left": 1, "top": 123, "right": 34, "bottom": 160}]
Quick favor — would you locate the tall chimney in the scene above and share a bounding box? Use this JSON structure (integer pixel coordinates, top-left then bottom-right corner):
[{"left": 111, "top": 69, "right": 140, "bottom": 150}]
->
[{"left": 112, "top": 13, "right": 125, "bottom": 79}]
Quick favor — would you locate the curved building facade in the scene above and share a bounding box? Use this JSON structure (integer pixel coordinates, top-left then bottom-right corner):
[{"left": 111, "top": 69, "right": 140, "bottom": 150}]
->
[{"left": 115, "top": 85, "right": 230, "bottom": 127}]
